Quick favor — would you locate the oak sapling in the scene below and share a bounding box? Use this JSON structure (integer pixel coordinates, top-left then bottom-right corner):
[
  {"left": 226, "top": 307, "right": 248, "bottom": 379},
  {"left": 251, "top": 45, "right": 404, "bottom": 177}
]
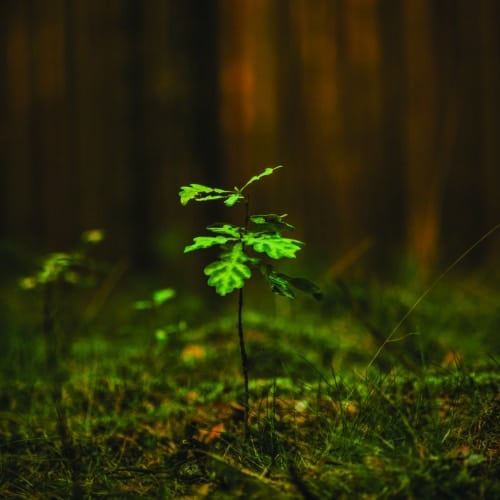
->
[
  {"left": 20, "top": 228, "right": 105, "bottom": 370},
  {"left": 19, "top": 229, "right": 105, "bottom": 497},
  {"left": 179, "top": 166, "right": 321, "bottom": 436}
]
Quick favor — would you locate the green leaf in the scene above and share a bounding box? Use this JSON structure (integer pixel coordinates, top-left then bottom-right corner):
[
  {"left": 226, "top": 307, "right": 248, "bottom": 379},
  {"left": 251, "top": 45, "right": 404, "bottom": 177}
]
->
[
  {"left": 240, "top": 165, "right": 283, "bottom": 191},
  {"left": 38, "top": 252, "right": 82, "bottom": 284},
  {"left": 179, "top": 184, "right": 229, "bottom": 205},
  {"left": 153, "top": 288, "right": 176, "bottom": 306},
  {"left": 204, "top": 243, "right": 252, "bottom": 295},
  {"left": 206, "top": 223, "right": 241, "bottom": 238},
  {"left": 264, "top": 270, "right": 296, "bottom": 299},
  {"left": 250, "top": 213, "right": 295, "bottom": 233},
  {"left": 81, "top": 228, "right": 105, "bottom": 245},
  {"left": 260, "top": 265, "right": 322, "bottom": 300},
  {"left": 245, "top": 233, "right": 304, "bottom": 259},
  {"left": 184, "top": 235, "right": 238, "bottom": 253},
  {"left": 134, "top": 300, "right": 153, "bottom": 310},
  {"left": 134, "top": 288, "right": 175, "bottom": 310},
  {"left": 155, "top": 329, "right": 168, "bottom": 343},
  {"left": 224, "top": 192, "right": 245, "bottom": 207}
]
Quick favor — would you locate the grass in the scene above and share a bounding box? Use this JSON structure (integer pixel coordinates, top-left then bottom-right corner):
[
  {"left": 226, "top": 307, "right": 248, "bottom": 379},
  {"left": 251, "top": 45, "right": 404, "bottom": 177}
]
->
[{"left": 0, "top": 271, "right": 498, "bottom": 498}]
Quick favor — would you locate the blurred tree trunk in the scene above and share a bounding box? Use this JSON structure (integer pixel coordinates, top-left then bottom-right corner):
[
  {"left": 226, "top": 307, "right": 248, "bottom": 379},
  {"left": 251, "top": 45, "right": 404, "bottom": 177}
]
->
[
  {"left": 378, "top": 0, "right": 405, "bottom": 270},
  {"left": 218, "top": 0, "right": 280, "bottom": 186},
  {"left": 1, "top": 1, "right": 221, "bottom": 273},
  {"left": 35, "top": 0, "right": 76, "bottom": 247},
  {"left": 2, "top": 1, "right": 34, "bottom": 246},
  {"left": 68, "top": 1, "right": 135, "bottom": 257},
  {"left": 327, "top": 0, "right": 382, "bottom": 265},
  {"left": 478, "top": 0, "right": 500, "bottom": 262},
  {"left": 1, "top": 0, "right": 499, "bottom": 279},
  {"left": 3, "top": 0, "right": 75, "bottom": 249},
  {"left": 150, "top": 0, "right": 222, "bottom": 284},
  {"left": 403, "top": 0, "right": 442, "bottom": 277}
]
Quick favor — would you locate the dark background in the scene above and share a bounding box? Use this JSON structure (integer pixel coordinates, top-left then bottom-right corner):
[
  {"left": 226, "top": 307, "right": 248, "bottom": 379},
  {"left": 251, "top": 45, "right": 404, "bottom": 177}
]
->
[{"left": 1, "top": 0, "right": 499, "bottom": 288}]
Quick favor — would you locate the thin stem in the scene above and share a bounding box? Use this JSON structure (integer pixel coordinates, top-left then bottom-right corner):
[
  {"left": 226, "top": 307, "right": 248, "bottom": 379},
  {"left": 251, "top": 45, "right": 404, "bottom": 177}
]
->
[
  {"left": 44, "top": 283, "right": 82, "bottom": 498},
  {"left": 238, "top": 286, "right": 250, "bottom": 438},
  {"left": 366, "top": 223, "right": 500, "bottom": 372},
  {"left": 238, "top": 196, "right": 251, "bottom": 438},
  {"left": 43, "top": 283, "right": 57, "bottom": 375}
]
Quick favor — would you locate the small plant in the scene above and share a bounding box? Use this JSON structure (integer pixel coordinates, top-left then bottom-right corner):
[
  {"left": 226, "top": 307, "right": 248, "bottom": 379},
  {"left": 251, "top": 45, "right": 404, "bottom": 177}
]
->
[
  {"left": 20, "top": 228, "right": 105, "bottom": 366},
  {"left": 134, "top": 287, "right": 176, "bottom": 311},
  {"left": 179, "top": 166, "right": 321, "bottom": 436},
  {"left": 19, "top": 228, "right": 105, "bottom": 498}
]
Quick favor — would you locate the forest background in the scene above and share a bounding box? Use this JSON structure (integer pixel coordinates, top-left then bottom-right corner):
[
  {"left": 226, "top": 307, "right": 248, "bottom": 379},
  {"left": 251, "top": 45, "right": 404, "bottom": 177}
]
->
[{"left": 1, "top": 0, "right": 499, "bottom": 294}]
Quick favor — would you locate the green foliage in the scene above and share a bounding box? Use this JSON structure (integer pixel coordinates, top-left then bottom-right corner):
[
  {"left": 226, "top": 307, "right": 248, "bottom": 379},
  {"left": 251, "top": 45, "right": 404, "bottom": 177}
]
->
[
  {"left": 179, "top": 184, "right": 231, "bottom": 206},
  {"left": 249, "top": 213, "right": 295, "bottom": 233},
  {"left": 19, "top": 229, "right": 105, "bottom": 290},
  {"left": 261, "top": 266, "right": 323, "bottom": 300},
  {"left": 18, "top": 228, "right": 106, "bottom": 375},
  {"left": 134, "top": 287, "right": 176, "bottom": 310},
  {"left": 179, "top": 166, "right": 282, "bottom": 207},
  {"left": 244, "top": 232, "right": 304, "bottom": 259},
  {"left": 239, "top": 165, "right": 282, "bottom": 190},
  {"left": 4, "top": 255, "right": 500, "bottom": 498},
  {"left": 133, "top": 287, "right": 182, "bottom": 347},
  {"left": 179, "top": 166, "right": 321, "bottom": 300},
  {"left": 180, "top": 166, "right": 321, "bottom": 438},
  {"left": 184, "top": 235, "right": 237, "bottom": 253},
  {"left": 204, "top": 243, "right": 253, "bottom": 296},
  {"left": 24, "top": 252, "right": 83, "bottom": 288}
]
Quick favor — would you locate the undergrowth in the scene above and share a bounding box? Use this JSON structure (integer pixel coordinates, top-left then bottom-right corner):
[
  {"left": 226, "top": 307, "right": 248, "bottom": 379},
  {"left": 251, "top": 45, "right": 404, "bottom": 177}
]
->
[{"left": 0, "top": 272, "right": 499, "bottom": 498}]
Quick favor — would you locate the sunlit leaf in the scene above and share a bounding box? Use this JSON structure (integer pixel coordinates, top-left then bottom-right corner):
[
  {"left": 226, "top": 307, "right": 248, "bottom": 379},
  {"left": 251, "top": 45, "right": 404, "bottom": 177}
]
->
[
  {"left": 240, "top": 165, "right": 283, "bottom": 191},
  {"left": 245, "top": 234, "right": 304, "bottom": 259},
  {"left": 179, "top": 184, "right": 229, "bottom": 205},
  {"left": 155, "top": 329, "right": 168, "bottom": 342},
  {"left": 204, "top": 243, "right": 252, "bottom": 295},
  {"left": 19, "top": 276, "right": 37, "bottom": 290},
  {"left": 207, "top": 223, "right": 241, "bottom": 238},
  {"left": 153, "top": 288, "right": 176, "bottom": 305},
  {"left": 184, "top": 235, "right": 238, "bottom": 253},
  {"left": 38, "top": 253, "right": 82, "bottom": 284},
  {"left": 224, "top": 192, "right": 244, "bottom": 207},
  {"left": 81, "top": 228, "right": 105, "bottom": 244}
]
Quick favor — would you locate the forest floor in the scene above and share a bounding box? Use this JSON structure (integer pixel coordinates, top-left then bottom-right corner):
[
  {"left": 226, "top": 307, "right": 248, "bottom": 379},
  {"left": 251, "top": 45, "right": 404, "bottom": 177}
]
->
[{"left": 1, "top": 271, "right": 499, "bottom": 499}]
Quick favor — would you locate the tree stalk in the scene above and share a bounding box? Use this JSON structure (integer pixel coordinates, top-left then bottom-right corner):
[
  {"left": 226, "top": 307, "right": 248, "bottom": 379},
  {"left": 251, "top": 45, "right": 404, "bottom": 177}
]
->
[
  {"left": 238, "top": 195, "right": 250, "bottom": 438},
  {"left": 238, "top": 286, "right": 250, "bottom": 438}
]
